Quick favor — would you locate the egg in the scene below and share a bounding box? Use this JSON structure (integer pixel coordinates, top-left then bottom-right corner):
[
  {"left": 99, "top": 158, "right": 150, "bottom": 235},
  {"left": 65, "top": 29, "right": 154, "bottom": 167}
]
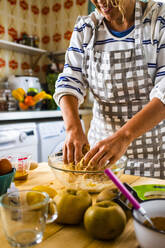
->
[{"left": 0, "top": 158, "right": 13, "bottom": 176}]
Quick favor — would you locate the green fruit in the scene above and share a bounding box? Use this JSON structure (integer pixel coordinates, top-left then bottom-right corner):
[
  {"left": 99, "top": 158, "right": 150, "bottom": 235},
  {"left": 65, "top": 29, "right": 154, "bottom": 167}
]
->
[
  {"left": 54, "top": 189, "right": 92, "bottom": 225},
  {"left": 96, "top": 188, "right": 132, "bottom": 221},
  {"left": 84, "top": 200, "right": 126, "bottom": 240},
  {"left": 27, "top": 88, "right": 38, "bottom": 93},
  {"left": 96, "top": 187, "right": 118, "bottom": 202}
]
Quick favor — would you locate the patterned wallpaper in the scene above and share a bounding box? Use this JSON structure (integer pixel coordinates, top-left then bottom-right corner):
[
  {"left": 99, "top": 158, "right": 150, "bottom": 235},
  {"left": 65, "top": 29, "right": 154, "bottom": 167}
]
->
[{"left": 0, "top": 0, "right": 88, "bottom": 82}]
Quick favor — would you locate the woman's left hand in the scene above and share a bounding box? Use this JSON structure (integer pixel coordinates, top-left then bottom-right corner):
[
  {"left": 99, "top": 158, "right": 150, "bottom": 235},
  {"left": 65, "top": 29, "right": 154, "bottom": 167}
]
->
[
  {"left": 84, "top": 98, "right": 165, "bottom": 169},
  {"left": 83, "top": 130, "right": 130, "bottom": 169}
]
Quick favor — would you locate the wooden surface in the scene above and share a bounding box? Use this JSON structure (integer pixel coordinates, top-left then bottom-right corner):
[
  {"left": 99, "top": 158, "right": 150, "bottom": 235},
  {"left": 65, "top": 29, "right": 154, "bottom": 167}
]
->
[{"left": 1, "top": 162, "right": 165, "bottom": 248}]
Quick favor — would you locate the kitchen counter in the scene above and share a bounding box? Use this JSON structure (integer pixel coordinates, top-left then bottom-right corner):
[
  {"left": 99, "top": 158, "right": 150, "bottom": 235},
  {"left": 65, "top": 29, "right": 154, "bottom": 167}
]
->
[
  {"left": 1, "top": 162, "right": 165, "bottom": 248},
  {"left": 0, "top": 109, "right": 92, "bottom": 122}
]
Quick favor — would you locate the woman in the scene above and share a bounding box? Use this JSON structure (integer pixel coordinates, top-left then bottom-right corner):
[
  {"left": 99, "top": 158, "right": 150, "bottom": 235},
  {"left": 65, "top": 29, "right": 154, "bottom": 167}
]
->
[{"left": 54, "top": 0, "right": 165, "bottom": 178}]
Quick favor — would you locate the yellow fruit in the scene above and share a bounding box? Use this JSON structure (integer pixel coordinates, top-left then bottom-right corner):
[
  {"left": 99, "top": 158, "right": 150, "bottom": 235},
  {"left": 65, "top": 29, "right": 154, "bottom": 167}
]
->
[
  {"left": 54, "top": 188, "right": 92, "bottom": 224},
  {"left": 31, "top": 185, "right": 57, "bottom": 199},
  {"left": 12, "top": 88, "right": 25, "bottom": 102},
  {"left": 17, "top": 88, "right": 26, "bottom": 95},
  {"left": 96, "top": 188, "right": 131, "bottom": 221},
  {"left": 96, "top": 188, "right": 118, "bottom": 202},
  {"left": 84, "top": 200, "right": 126, "bottom": 240},
  {"left": 26, "top": 191, "right": 45, "bottom": 205}
]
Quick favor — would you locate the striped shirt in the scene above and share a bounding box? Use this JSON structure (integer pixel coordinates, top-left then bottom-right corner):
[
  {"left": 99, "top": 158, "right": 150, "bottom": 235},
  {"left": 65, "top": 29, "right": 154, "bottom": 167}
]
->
[{"left": 54, "top": 1, "right": 165, "bottom": 106}]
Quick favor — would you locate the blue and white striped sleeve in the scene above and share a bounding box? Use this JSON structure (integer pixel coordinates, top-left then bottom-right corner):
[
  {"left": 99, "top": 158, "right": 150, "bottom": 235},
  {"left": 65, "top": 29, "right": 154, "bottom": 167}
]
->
[
  {"left": 150, "top": 11, "right": 165, "bottom": 104},
  {"left": 54, "top": 16, "right": 93, "bottom": 107}
]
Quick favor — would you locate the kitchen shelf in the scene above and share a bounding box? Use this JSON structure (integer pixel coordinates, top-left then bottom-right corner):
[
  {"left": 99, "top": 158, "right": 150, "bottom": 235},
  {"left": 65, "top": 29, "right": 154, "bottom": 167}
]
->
[
  {"left": 0, "top": 39, "right": 65, "bottom": 56},
  {"left": 0, "top": 39, "right": 47, "bottom": 55}
]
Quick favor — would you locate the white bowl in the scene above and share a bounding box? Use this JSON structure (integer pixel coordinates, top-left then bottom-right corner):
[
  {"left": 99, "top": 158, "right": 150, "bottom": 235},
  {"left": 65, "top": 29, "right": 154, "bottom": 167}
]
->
[{"left": 133, "top": 199, "right": 165, "bottom": 248}]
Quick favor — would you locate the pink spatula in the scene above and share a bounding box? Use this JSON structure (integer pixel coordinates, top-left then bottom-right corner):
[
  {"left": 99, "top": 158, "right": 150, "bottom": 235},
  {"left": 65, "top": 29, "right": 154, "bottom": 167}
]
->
[{"left": 104, "top": 168, "right": 155, "bottom": 228}]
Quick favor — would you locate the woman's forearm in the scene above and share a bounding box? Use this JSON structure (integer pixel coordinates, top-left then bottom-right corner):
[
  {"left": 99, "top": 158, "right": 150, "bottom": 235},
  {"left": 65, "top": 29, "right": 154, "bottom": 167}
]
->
[
  {"left": 83, "top": 97, "right": 165, "bottom": 167},
  {"left": 118, "top": 97, "right": 165, "bottom": 144},
  {"left": 59, "top": 95, "right": 83, "bottom": 133},
  {"left": 59, "top": 95, "right": 88, "bottom": 163}
]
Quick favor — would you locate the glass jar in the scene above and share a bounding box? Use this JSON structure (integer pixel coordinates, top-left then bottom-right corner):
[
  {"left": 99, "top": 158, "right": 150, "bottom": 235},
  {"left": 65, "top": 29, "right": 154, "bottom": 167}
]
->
[{"left": 0, "top": 82, "right": 17, "bottom": 111}]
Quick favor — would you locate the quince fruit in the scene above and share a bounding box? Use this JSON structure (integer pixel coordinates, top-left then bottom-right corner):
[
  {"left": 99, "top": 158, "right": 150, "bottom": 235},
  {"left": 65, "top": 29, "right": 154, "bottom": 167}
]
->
[
  {"left": 26, "top": 191, "right": 45, "bottom": 206},
  {"left": 27, "top": 185, "right": 57, "bottom": 206},
  {"left": 54, "top": 188, "right": 92, "bottom": 224},
  {"left": 96, "top": 187, "right": 118, "bottom": 202},
  {"left": 84, "top": 200, "right": 126, "bottom": 240},
  {"left": 96, "top": 188, "right": 132, "bottom": 221},
  {"left": 31, "top": 185, "right": 57, "bottom": 199}
]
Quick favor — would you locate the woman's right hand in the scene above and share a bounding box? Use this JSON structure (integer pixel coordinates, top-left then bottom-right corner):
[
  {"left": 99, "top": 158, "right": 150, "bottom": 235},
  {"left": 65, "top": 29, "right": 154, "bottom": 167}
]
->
[
  {"left": 59, "top": 94, "right": 89, "bottom": 165},
  {"left": 63, "top": 128, "right": 89, "bottom": 165}
]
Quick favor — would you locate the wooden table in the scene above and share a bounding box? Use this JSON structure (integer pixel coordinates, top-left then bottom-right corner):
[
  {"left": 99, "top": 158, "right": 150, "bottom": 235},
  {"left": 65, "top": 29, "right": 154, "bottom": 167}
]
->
[{"left": 1, "top": 163, "right": 165, "bottom": 248}]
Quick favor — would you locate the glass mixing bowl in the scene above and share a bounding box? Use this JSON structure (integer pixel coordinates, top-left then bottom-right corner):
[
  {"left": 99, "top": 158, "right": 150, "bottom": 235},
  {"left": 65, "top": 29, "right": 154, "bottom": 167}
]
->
[{"left": 48, "top": 152, "right": 127, "bottom": 193}]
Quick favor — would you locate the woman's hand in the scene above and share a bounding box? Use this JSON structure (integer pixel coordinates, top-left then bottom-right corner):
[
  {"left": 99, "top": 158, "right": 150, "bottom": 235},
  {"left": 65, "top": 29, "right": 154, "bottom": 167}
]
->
[
  {"left": 83, "top": 130, "right": 130, "bottom": 169},
  {"left": 83, "top": 98, "right": 165, "bottom": 169},
  {"left": 59, "top": 95, "right": 89, "bottom": 165},
  {"left": 63, "top": 128, "right": 89, "bottom": 165}
]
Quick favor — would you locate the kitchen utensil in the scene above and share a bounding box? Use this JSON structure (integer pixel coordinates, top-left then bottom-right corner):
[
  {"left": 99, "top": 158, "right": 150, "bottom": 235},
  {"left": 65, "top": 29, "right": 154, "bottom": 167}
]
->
[
  {"left": 114, "top": 183, "right": 165, "bottom": 208},
  {"left": 0, "top": 190, "right": 57, "bottom": 247},
  {"left": 48, "top": 152, "right": 127, "bottom": 193},
  {"left": 110, "top": 182, "right": 143, "bottom": 214},
  {"left": 104, "top": 168, "right": 156, "bottom": 230},
  {"left": 0, "top": 82, "right": 17, "bottom": 111},
  {"left": 133, "top": 199, "right": 165, "bottom": 248},
  {"left": 133, "top": 184, "right": 165, "bottom": 200},
  {"left": 6, "top": 153, "right": 32, "bottom": 180}
]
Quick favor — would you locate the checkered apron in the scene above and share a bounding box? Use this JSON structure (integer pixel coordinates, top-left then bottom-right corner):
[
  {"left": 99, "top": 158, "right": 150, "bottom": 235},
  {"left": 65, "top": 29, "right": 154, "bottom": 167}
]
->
[{"left": 82, "top": 0, "right": 165, "bottom": 179}]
